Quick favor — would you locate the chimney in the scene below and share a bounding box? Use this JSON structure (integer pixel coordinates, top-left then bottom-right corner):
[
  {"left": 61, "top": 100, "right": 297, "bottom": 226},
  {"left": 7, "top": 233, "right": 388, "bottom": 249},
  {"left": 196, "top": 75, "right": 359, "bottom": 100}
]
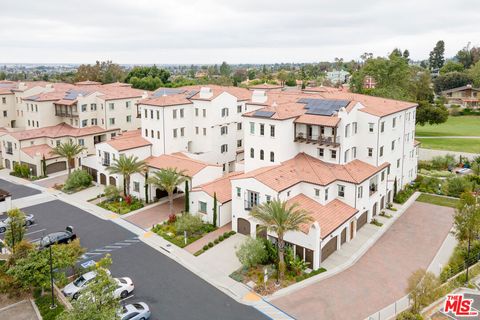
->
[
  {"left": 199, "top": 87, "right": 213, "bottom": 99},
  {"left": 251, "top": 90, "right": 267, "bottom": 104}
]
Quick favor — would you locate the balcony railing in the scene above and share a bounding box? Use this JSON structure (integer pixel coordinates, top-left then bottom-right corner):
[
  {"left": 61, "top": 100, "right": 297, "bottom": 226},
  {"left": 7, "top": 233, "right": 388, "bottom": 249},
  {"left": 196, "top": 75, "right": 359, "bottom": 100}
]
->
[
  {"left": 294, "top": 133, "right": 339, "bottom": 147},
  {"left": 369, "top": 185, "right": 378, "bottom": 196}
]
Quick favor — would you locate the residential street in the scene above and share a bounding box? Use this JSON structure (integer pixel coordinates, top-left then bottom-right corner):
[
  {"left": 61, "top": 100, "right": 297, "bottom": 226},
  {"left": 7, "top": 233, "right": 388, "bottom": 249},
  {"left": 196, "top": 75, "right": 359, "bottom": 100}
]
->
[
  {"left": 271, "top": 202, "right": 455, "bottom": 320},
  {"left": 0, "top": 181, "right": 267, "bottom": 320}
]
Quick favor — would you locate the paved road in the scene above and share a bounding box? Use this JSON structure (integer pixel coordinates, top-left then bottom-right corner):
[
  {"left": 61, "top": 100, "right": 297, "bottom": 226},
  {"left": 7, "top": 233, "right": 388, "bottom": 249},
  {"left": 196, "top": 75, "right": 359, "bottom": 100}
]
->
[
  {"left": 272, "top": 202, "right": 454, "bottom": 320},
  {"left": 12, "top": 200, "right": 267, "bottom": 320},
  {"left": 0, "top": 179, "right": 41, "bottom": 199}
]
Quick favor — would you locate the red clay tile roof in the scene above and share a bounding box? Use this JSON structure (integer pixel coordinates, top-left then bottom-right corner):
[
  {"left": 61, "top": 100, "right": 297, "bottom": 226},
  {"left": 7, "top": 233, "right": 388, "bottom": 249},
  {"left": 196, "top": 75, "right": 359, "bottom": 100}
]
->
[
  {"left": 192, "top": 172, "right": 243, "bottom": 203},
  {"left": 302, "top": 86, "right": 341, "bottom": 93},
  {"left": 139, "top": 94, "right": 193, "bottom": 107},
  {"left": 106, "top": 130, "right": 151, "bottom": 151},
  {"left": 75, "top": 80, "right": 102, "bottom": 85},
  {"left": 294, "top": 114, "right": 341, "bottom": 127},
  {"left": 146, "top": 153, "right": 219, "bottom": 177},
  {"left": 188, "top": 85, "right": 252, "bottom": 101},
  {"left": 233, "top": 153, "right": 389, "bottom": 191},
  {"left": 248, "top": 83, "right": 283, "bottom": 90},
  {"left": 21, "top": 144, "right": 58, "bottom": 160},
  {"left": 8, "top": 123, "right": 117, "bottom": 141},
  {"left": 287, "top": 194, "right": 357, "bottom": 238}
]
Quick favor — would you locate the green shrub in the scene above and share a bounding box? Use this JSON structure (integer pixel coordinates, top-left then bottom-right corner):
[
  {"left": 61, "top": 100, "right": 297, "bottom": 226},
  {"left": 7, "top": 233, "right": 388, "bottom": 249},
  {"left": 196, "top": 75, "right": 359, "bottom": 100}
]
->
[
  {"left": 219, "top": 235, "right": 224, "bottom": 241},
  {"left": 35, "top": 294, "right": 65, "bottom": 320},
  {"left": 416, "top": 176, "right": 443, "bottom": 194},
  {"left": 431, "top": 154, "right": 456, "bottom": 170},
  {"left": 174, "top": 213, "right": 204, "bottom": 235},
  {"left": 394, "top": 186, "right": 415, "bottom": 204},
  {"left": 396, "top": 311, "right": 424, "bottom": 320},
  {"left": 11, "top": 163, "right": 30, "bottom": 178},
  {"left": 104, "top": 185, "right": 121, "bottom": 201},
  {"left": 208, "top": 242, "right": 214, "bottom": 248},
  {"left": 223, "top": 232, "right": 229, "bottom": 238},
  {"left": 236, "top": 238, "right": 268, "bottom": 268},
  {"left": 63, "top": 169, "right": 92, "bottom": 191},
  {"left": 262, "top": 238, "right": 278, "bottom": 264},
  {"left": 229, "top": 231, "right": 236, "bottom": 236},
  {"left": 214, "top": 239, "right": 219, "bottom": 244},
  {"left": 444, "top": 176, "right": 472, "bottom": 197},
  {"left": 203, "top": 245, "right": 208, "bottom": 251}
]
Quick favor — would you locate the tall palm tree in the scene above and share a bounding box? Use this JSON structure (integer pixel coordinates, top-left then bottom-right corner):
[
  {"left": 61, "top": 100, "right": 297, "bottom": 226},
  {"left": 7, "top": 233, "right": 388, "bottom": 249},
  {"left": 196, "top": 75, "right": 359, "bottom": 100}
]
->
[
  {"left": 50, "top": 141, "right": 86, "bottom": 176},
  {"left": 107, "top": 155, "right": 145, "bottom": 197},
  {"left": 250, "top": 199, "right": 313, "bottom": 281},
  {"left": 148, "top": 168, "right": 187, "bottom": 216}
]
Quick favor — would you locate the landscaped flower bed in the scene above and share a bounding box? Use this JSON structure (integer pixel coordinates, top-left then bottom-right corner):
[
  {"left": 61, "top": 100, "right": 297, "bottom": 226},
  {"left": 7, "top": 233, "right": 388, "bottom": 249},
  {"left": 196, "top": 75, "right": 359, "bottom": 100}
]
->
[
  {"left": 97, "top": 196, "right": 144, "bottom": 214},
  {"left": 152, "top": 213, "right": 216, "bottom": 248},
  {"left": 193, "top": 231, "right": 236, "bottom": 256}
]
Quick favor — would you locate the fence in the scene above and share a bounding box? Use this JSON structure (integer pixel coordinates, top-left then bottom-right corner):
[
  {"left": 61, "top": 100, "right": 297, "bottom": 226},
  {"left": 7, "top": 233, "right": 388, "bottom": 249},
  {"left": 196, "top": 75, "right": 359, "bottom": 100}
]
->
[{"left": 366, "top": 255, "right": 480, "bottom": 320}]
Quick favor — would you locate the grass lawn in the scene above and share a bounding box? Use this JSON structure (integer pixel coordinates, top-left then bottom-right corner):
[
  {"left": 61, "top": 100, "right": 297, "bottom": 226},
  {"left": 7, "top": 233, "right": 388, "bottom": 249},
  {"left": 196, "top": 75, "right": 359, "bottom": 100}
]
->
[
  {"left": 417, "top": 193, "right": 460, "bottom": 208},
  {"left": 416, "top": 116, "right": 480, "bottom": 137},
  {"left": 416, "top": 138, "right": 480, "bottom": 153}
]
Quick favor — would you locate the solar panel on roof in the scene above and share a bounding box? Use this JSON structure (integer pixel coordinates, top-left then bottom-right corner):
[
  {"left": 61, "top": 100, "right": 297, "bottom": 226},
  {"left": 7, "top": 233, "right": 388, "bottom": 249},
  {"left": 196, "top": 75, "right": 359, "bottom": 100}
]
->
[
  {"left": 253, "top": 110, "right": 275, "bottom": 118},
  {"left": 152, "top": 88, "right": 186, "bottom": 97},
  {"left": 186, "top": 90, "right": 199, "bottom": 98},
  {"left": 298, "top": 98, "right": 350, "bottom": 116},
  {"left": 64, "top": 90, "right": 90, "bottom": 100}
]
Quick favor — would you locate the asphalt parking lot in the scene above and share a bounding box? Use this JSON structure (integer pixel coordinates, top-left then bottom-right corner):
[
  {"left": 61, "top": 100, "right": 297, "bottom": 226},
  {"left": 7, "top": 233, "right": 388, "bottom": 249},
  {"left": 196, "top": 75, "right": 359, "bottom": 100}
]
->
[
  {"left": 0, "top": 179, "right": 41, "bottom": 200},
  {"left": 12, "top": 200, "right": 267, "bottom": 320}
]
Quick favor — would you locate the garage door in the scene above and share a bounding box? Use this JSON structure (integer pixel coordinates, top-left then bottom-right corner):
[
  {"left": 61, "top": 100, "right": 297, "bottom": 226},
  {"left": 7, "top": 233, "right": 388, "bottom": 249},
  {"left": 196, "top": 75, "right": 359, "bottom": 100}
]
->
[
  {"left": 321, "top": 236, "right": 337, "bottom": 261},
  {"left": 46, "top": 161, "right": 66, "bottom": 174},
  {"left": 237, "top": 218, "right": 251, "bottom": 235},
  {"left": 357, "top": 211, "right": 368, "bottom": 231},
  {"left": 341, "top": 228, "right": 347, "bottom": 244}
]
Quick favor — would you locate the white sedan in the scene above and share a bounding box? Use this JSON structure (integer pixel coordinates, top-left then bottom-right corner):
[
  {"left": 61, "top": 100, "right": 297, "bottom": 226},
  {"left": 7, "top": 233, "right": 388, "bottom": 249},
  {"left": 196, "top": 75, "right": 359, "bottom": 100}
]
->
[
  {"left": 114, "top": 277, "right": 135, "bottom": 299},
  {"left": 120, "top": 302, "right": 151, "bottom": 320},
  {"left": 0, "top": 213, "right": 35, "bottom": 233}
]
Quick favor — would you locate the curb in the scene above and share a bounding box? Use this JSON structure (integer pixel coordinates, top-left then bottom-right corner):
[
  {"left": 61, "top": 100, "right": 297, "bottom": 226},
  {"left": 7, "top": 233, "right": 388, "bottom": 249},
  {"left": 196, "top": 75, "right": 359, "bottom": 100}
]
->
[{"left": 30, "top": 299, "right": 43, "bottom": 320}]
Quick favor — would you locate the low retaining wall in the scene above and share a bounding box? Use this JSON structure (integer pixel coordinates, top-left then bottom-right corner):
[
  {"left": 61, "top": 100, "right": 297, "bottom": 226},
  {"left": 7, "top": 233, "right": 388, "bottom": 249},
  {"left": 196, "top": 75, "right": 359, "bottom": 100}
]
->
[{"left": 419, "top": 148, "right": 478, "bottom": 161}]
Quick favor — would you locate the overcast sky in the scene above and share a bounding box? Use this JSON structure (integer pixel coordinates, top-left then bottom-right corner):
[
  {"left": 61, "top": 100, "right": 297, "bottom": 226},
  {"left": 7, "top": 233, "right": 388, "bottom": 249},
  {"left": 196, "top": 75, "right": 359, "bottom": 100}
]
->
[{"left": 0, "top": 0, "right": 478, "bottom": 64}]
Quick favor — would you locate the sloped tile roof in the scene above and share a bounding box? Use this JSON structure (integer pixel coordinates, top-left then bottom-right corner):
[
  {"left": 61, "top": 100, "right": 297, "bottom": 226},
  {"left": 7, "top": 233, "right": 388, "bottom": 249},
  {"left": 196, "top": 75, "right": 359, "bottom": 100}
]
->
[
  {"left": 192, "top": 172, "right": 243, "bottom": 203},
  {"left": 106, "top": 130, "right": 151, "bottom": 151},
  {"left": 20, "top": 144, "right": 58, "bottom": 160},
  {"left": 146, "top": 153, "right": 219, "bottom": 177}
]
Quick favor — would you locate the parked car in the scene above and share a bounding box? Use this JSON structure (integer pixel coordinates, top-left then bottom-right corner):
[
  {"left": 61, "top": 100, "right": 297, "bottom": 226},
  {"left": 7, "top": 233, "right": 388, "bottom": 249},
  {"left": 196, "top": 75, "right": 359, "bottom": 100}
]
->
[
  {"left": 63, "top": 269, "right": 111, "bottom": 300},
  {"left": 38, "top": 226, "right": 76, "bottom": 249},
  {"left": 114, "top": 277, "right": 135, "bottom": 299},
  {"left": 120, "top": 302, "right": 151, "bottom": 320},
  {"left": 0, "top": 213, "right": 35, "bottom": 233}
]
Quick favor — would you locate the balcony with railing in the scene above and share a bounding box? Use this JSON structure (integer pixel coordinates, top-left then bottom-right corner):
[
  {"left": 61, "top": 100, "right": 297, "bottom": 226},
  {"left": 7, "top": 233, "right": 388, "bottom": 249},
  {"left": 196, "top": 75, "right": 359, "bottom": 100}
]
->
[
  {"left": 55, "top": 104, "right": 78, "bottom": 117},
  {"left": 294, "top": 124, "right": 339, "bottom": 147},
  {"left": 101, "top": 158, "right": 110, "bottom": 166}
]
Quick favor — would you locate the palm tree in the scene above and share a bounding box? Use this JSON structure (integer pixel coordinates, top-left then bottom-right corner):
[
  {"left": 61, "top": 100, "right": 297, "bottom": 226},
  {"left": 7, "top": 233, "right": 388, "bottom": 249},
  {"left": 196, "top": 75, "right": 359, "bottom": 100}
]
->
[
  {"left": 50, "top": 141, "right": 85, "bottom": 176},
  {"left": 148, "top": 168, "right": 187, "bottom": 216},
  {"left": 107, "top": 155, "right": 145, "bottom": 197},
  {"left": 250, "top": 199, "right": 313, "bottom": 282}
]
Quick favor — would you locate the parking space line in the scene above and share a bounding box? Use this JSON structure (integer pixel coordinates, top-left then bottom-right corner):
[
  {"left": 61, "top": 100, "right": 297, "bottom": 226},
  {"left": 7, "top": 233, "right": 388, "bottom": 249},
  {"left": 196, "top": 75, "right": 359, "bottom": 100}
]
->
[
  {"left": 120, "top": 294, "right": 135, "bottom": 302},
  {"left": 124, "top": 239, "right": 140, "bottom": 243},
  {"left": 94, "top": 249, "right": 112, "bottom": 252},
  {"left": 104, "top": 245, "right": 122, "bottom": 249},
  {"left": 25, "top": 228, "right": 46, "bottom": 236},
  {"left": 31, "top": 237, "right": 41, "bottom": 243},
  {"left": 114, "top": 242, "right": 131, "bottom": 246}
]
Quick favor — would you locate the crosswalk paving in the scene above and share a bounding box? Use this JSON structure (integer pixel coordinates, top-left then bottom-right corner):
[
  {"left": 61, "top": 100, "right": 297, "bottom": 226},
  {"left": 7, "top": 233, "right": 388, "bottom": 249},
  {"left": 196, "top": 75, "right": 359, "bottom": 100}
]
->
[{"left": 80, "top": 236, "right": 141, "bottom": 261}]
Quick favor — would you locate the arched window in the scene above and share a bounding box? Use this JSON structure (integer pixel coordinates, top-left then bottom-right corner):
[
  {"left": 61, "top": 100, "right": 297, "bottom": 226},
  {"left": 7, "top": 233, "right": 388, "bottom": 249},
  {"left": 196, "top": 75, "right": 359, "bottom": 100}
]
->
[
  {"left": 250, "top": 148, "right": 254, "bottom": 158},
  {"left": 270, "top": 151, "right": 274, "bottom": 162},
  {"left": 260, "top": 149, "right": 264, "bottom": 160}
]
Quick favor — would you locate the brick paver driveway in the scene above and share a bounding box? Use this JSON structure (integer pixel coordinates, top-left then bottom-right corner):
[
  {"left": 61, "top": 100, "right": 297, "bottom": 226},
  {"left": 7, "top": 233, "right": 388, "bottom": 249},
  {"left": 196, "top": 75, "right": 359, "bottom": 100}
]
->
[
  {"left": 125, "top": 196, "right": 184, "bottom": 229},
  {"left": 271, "top": 201, "right": 454, "bottom": 320}
]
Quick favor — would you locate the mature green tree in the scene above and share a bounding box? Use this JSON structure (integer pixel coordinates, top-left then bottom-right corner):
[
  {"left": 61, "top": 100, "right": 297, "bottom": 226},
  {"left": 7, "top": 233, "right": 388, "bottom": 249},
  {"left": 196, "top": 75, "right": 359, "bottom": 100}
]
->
[
  {"left": 416, "top": 100, "right": 449, "bottom": 126},
  {"left": 4, "top": 208, "right": 27, "bottom": 250},
  {"left": 124, "top": 65, "right": 170, "bottom": 90},
  {"left": 456, "top": 42, "right": 480, "bottom": 69},
  {"left": 250, "top": 199, "right": 313, "bottom": 281},
  {"left": 219, "top": 61, "right": 232, "bottom": 77},
  {"left": 58, "top": 255, "right": 119, "bottom": 320},
  {"left": 247, "top": 69, "right": 256, "bottom": 80},
  {"left": 50, "top": 141, "right": 86, "bottom": 176},
  {"left": 74, "top": 61, "right": 125, "bottom": 84},
  {"left": 467, "top": 61, "right": 480, "bottom": 87},
  {"left": 277, "top": 70, "right": 288, "bottom": 86},
  {"left": 148, "top": 168, "right": 187, "bottom": 216},
  {"left": 433, "top": 71, "right": 473, "bottom": 93},
  {"left": 406, "top": 269, "right": 440, "bottom": 313},
  {"left": 452, "top": 192, "right": 480, "bottom": 283},
  {"left": 107, "top": 155, "right": 145, "bottom": 197},
  {"left": 440, "top": 61, "right": 464, "bottom": 75},
  {"left": 429, "top": 40, "right": 445, "bottom": 70}
]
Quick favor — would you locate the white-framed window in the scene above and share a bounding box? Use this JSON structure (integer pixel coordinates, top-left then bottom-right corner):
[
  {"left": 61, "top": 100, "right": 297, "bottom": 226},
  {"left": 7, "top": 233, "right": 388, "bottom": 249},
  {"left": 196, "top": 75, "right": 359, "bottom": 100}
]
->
[
  {"left": 221, "top": 144, "right": 228, "bottom": 153},
  {"left": 109, "top": 118, "right": 115, "bottom": 125},
  {"left": 380, "top": 121, "right": 385, "bottom": 133},
  {"left": 381, "top": 171, "right": 385, "bottom": 181},
  {"left": 325, "top": 188, "right": 329, "bottom": 201},
  {"left": 397, "top": 159, "right": 400, "bottom": 168},
  {"left": 156, "top": 110, "right": 160, "bottom": 119},
  {"left": 368, "top": 123, "right": 374, "bottom": 133},
  {"left": 315, "top": 188, "right": 320, "bottom": 197},
  {"left": 203, "top": 128, "right": 206, "bottom": 136},
  {"left": 195, "top": 127, "right": 199, "bottom": 135},
  {"left": 270, "top": 125, "right": 275, "bottom": 137},
  {"left": 236, "top": 187, "right": 241, "bottom": 197},
  {"left": 345, "top": 123, "right": 350, "bottom": 137},
  {"left": 91, "top": 103, "right": 97, "bottom": 111},
  {"left": 133, "top": 181, "right": 140, "bottom": 192},
  {"left": 180, "top": 108, "right": 184, "bottom": 118},
  {"left": 126, "top": 115, "right": 132, "bottom": 123},
  {"left": 338, "top": 185, "right": 345, "bottom": 197},
  {"left": 249, "top": 122, "right": 255, "bottom": 134},
  {"left": 352, "top": 122, "right": 358, "bottom": 134},
  {"left": 266, "top": 195, "right": 271, "bottom": 203},
  {"left": 392, "top": 117, "right": 396, "bottom": 128},
  {"left": 352, "top": 147, "right": 357, "bottom": 159},
  {"left": 126, "top": 101, "right": 131, "bottom": 109},
  {"left": 157, "top": 131, "right": 160, "bottom": 139},
  {"left": 81, "top": 104, "right": 87, "bottom": 112},
  {"left": 173, "top": 109, "right": 177, "bottom": 119},
  {"left": 199, "top": 201, "right": 207, "bottom": 213},
  {"left": 237, "top": 122, "right": 242, "bottom": 130},
  {"left": 109, "top": 103, "right": 114, "bottom": 110},
  {"left": 380, "top": 146, "right": 384, "bottom": 157},
  {"left": 357, "top": 186, "right": 363, "bottom": 198},
  {"left": 173, "top": 128, "right": 178, "bottom": 138},
  {"left": 237, "top": 105, "right": 242, "bottom": 113},
  {"left": 344, "top": 149, "right": 349, "bottom": 162},
  {"left": 368, "top": 148, "right": 373, "bottom": 157},
  {"left": 260, "top": 123, "right": 265, "bottom": 136},
  {"left": 81, "top": 119, "right": 88, "bottom": 127},
  {"left": 221, "top": 126, "right": 228, "bottom": 135},
  {"left": 318, "top": 148, "right": 324, "bottom": 157},
  {"left": 202, "top": 109, "right": 206, "bottom": 117},
  {"left": 221, "top": 107, "right": 229, "bottom": 117},
  {"left": 391, "top": 140, "right": 395, "bottom": 150},
  {"left": 180, "top": 127, "right": 185, "bottom": 137},
  {"left": 260, "top": 149, "right": 264, "bottom": 160},
  {"left": 250, "top": 148, "right": 254, "bottom": 158},
  {"left": 150, "top": 110, "right": 153, "bottom": 119},
  {"left": 237, "top": 139, "right": 242, "bottom": 148},
  {"left": 78, "top": 139, "right": 84, "bottom": 146},
  {"left": 270, "top": 151, "right": 274, "bottom": 162},
  {"left": 91, "top": 118, "right": 97, "bottom": 125},
  {"left": 331, "top": 150, "right": 337, "bottom": 159},
  {"left": 195, "top": 108, "right": 199, "bottom": 116}
]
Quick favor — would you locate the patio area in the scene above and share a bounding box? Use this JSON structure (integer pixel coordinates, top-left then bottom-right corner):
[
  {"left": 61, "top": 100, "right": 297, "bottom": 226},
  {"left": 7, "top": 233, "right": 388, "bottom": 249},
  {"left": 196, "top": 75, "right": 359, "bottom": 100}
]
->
[{"left": 124, "top": 196, "right": 184, "bottom": 230}]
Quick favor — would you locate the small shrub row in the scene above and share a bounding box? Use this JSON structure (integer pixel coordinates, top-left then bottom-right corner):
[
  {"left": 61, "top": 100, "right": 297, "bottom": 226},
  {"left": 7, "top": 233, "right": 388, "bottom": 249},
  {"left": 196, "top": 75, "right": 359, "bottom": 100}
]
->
[
  {"left": 295, "top": 267, "right": 327, "bottom": 282},
  {"left": 194, "top": 231, "right": 236, "bottom": 256},
  {"left": 393, "top": 186, "right": 415, "bottom": 204},
  {"left": 370, "top": 218, "right": 383, "bottom": 227}
]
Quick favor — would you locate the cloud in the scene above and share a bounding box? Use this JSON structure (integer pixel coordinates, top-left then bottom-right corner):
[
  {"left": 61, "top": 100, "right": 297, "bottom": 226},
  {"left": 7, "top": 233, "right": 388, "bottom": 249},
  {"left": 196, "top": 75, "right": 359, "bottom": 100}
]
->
[{"left": 0, "top": 0, "right": 478, "bottom": 64}]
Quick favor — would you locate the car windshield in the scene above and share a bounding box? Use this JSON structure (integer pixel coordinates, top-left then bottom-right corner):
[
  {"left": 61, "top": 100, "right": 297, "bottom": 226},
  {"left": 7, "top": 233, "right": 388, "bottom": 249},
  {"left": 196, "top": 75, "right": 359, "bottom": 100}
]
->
[
  {"left": 132, "top": 303, "right": 144, "bottom": 310},
  {"left": 118, "top": 278, "right": 127, "bottom": 284},
  {"left": 40, "top": 236, "right": 51, "bottom": 246},
  {"left": 73, "top": 275, "right": 86, "bottom": 287}
]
